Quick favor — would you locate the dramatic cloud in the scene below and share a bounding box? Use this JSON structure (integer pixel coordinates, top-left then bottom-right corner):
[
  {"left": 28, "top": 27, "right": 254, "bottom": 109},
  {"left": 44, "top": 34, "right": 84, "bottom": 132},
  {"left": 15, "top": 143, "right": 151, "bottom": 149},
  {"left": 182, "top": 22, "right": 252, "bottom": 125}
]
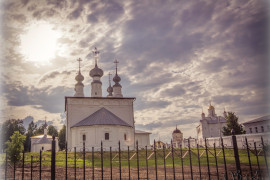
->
[{"left": 1, "top": 0, "right": 269, "bottom": 142}]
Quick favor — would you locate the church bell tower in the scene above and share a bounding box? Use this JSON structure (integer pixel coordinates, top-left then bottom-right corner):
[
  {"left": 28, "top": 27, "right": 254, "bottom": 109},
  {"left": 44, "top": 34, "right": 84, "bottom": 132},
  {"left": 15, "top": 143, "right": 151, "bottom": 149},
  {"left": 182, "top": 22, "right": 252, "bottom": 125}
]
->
[{"left": 89, "top": 47, "right": 103, "bottom": 97}]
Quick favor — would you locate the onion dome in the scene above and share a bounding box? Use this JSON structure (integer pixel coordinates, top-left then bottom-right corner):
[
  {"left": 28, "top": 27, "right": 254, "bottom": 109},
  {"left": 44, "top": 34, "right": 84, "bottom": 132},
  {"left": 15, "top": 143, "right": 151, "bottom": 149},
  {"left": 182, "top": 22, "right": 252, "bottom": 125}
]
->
[
  {"left": 107, "top": 86, "right": 113, "bottom": 94},
  {"left": 90, "top": 64, "right": 104, "bottom": 77},
  {"left": 75, "top": 71, "right": 84, "bottom": 82},
  {"left": 113, "top": 73, "right": 121, "bottom": 85},
  {"left": 173, "top": 126, "right": 181, "bottom": 133},
  {"left": 209, "top": 105, "right": 214, "bottom": 109}
]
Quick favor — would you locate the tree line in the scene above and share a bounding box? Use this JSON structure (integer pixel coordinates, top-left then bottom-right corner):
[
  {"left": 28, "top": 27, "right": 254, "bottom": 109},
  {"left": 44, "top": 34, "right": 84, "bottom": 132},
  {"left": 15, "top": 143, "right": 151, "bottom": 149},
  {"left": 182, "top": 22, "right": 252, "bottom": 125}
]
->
[{"left": 0, "top": 119, "right": 66, "bottom": 152}]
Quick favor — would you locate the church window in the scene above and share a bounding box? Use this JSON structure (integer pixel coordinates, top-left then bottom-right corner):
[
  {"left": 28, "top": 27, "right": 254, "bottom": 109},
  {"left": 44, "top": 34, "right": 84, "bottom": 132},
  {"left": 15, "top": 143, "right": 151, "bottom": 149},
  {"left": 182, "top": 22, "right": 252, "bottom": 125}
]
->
[
  {"left": 255, "top": 127, "right": 258, "bottom": 133},
  {"left": 249, "top": 128, "right": 252, "bottom": 133},
  {"left": 83, "top": 134, "right": 86, "bottom": 141},
  {"left": 261, "top": 126, "right": 264, "bottom": 132},
  {"left": 105, "top": 133, "right": 109, "bottom": 140},
  {"left": 124, "top": 133, "right": 127, "bottom": 141},
  {"left": 95, "top": 92, "right": 97, "bottom": 95}
]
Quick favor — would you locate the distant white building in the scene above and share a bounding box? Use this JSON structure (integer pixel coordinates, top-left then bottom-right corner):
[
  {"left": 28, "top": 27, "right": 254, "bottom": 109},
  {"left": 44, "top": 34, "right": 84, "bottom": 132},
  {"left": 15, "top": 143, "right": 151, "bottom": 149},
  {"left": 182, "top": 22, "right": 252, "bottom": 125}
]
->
[
  {"left": 66, "top": 48, "right": 151, "bottom": 151},
  {"left": 172, "top": 126, "right": 183, "bottom": 148},
  {"left": 196, "top": 104, "right": 227, "bottom": 146},
  {"left": 31, "top": 121, "right": 59, "bottom": 152},
  {"left": 243, "top": 115, "right": 270, "bottom": 134}
]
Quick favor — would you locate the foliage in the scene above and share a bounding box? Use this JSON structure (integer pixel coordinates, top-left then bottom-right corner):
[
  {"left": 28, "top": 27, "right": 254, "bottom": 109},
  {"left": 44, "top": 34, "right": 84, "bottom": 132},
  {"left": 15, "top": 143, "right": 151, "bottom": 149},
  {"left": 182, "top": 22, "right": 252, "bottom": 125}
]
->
[
  {"left": 222, "top": 112, "right": 245, "bottom": 136},
  {"left": 48, "top": 125, "right": 58, "bottom": 137},
  {"left": 34, "top": 125, "right": 45, "bottom": 136},
  {"left": 0, "top": 119, "right": 25, "bottom": 151},
  {"left": 5, "top": 131, "right": 26, "bottom": 163},
  {"left": 24, "top": 121, "right": 37, "bottom": 152},
  {"left": 58, "top": 125, "right": 66, "bottom": 150}
]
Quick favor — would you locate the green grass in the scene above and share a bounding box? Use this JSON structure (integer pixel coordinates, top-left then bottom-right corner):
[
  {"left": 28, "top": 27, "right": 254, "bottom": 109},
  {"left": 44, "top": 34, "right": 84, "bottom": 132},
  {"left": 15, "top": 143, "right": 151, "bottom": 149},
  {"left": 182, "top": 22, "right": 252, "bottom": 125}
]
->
[{"left": 1, "top": 148, "right": 268, "bottom": 168}]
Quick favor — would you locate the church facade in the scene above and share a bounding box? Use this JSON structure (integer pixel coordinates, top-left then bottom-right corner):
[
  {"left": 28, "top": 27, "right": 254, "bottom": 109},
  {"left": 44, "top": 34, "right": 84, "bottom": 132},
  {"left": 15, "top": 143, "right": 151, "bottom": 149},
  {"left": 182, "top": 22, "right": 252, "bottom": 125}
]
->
[
  {"left": 196, "top": 104, "right": 227, "bottom": 146},
  {"left": 65, "top": 48, "right": 150, "bottom": 151}
]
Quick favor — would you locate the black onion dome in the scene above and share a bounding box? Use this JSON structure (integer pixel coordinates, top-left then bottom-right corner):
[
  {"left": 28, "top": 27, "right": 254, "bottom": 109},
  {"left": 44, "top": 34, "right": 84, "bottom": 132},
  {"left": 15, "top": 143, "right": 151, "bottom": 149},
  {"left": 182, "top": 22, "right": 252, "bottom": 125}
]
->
[
  {"left": 75, "top": 71, "right": 84, "bottom": 82},
  {"left": 113, "top": 73, "right": 121, "bottom": 83},
  {"left": 173, "top": 128, "right": 181, "bottom": 133},
  {"left": 90, "top": 64, "right": 104, "bottom": 77},
  {"left": 107, "top": 86, "right": 113, "bottom": 93}
]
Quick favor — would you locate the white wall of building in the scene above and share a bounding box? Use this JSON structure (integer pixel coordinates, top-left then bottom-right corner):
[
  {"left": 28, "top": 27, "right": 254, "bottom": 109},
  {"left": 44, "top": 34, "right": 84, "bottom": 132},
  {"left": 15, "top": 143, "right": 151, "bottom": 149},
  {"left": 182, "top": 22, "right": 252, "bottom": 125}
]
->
[
  {"left": 66, "top": 97, "right": 135, "bottom": 149},
  {"left": 71, "top": 125, "right": 134, "bottom": 151},
  {"left": 135, "top": 133, "right": 151, "bottom": 148}
]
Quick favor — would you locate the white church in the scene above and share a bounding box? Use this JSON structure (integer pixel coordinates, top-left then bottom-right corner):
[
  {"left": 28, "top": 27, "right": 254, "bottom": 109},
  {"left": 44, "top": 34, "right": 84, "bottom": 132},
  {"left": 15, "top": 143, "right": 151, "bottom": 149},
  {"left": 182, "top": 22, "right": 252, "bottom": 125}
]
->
[
  {"left": 65, "top": 48, "right": 151, "bottom": 151},
  {"left": 196, "top": 104, "right": 227, "bottom": 146}
]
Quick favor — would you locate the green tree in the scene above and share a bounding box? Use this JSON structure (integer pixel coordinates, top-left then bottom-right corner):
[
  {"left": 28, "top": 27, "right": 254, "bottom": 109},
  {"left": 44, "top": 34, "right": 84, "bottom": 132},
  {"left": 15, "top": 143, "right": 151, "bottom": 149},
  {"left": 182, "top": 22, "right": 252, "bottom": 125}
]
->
[
  {"left": 34, "top": 123, "right": 47, "bottom": 135},
  {"left": 24, "top": 121, "right": 37, "bottom": 152},
  {"left": 222, "top": 112, "right": 245, "bottom": 136},
  {"left": 5, "top": 131, "right": 26, "bottom": 163},
  {"left": 0, "top": 119, "right": 25, "bottom": 151},
  {"left": 58, "top": 125, "right": 66, "bottom": 150},
  {"left": 48, "top": 125, "right": 58, "bottom": 137}
]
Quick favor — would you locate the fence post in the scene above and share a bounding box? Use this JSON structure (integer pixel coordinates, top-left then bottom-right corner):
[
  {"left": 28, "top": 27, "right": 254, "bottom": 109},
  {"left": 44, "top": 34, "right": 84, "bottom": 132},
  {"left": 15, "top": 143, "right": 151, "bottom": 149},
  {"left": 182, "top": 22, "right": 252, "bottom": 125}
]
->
[
  {"left": 83, "top": 141, "right": 85, "bottom": 180},
  {"left": 110, "top": 147, "right": 112, "bottom": 180},
  {"left": 213, "top": 143, "right": 219, "bottom": 180},
  {"left": 231, "top": 129, "right": 241, "bottom": 178},
  {"left": 146, "top": 145, "right": 149, "bottom": 180},
  {"left": 101, "top": 141, "right": 103, "bottom": 180},
  {"left": 74, "top": 147, "right": 76, "bottom": 180},
  {"left": 261, "top": 136, "right": 269, "bottom": 177},
  {"left": 163, "top": 145, "right": 166, "bottom": 180},
  {"left": 65, "top": 142, "right": 67, "bottom": 180},
  {"left": 128, "top": 146, "right": 131, "bottom": 180},
  {"left": 188, "top": 139, "right": 193, "bottom": 180},
  {"left": 205, "top": 138, "right": 211, "bottom": 180},
  {"left": 22, "top": 150, "right": 25, "bottom": 180},
  {"left": 245, "top": 137, "right": 253, "bottom": 178},
  {"left": 5, "top": 151, "right": 7, "bottom": 180},
  {"left": 196, "top": 144, "right": 201, "bottom": 179},
  {"left": 180, "top": 144, "right": 184, "bottom": 180},
  {"left": 118, "top": 141, "right": 121, "bottom": 180},
  {"left": 154, "top": 140, "right": 158, "bottom": 180},
  {"left": 92, "top": 147, "right": 94, "bottom": 180},
  {"left": 254, "top": 142, "right": 261, "bottom": 179},
  {"left": 51, "top": 136, "right": 56, "bottom": 180},
  {"left": 136, "top": 141, "right": 139, "bottom": 180},
  {"left": 31, "top": 155, "right": 33, "bottom": 180},
  {"left": 40, "top": 150, "right": 42, "bottom": 180},
  {"left": 221, "top": 137, "right": 228, "bottom": 180},
  {"left": 171, "top": 139, "right": 175, "bottom": 180}
]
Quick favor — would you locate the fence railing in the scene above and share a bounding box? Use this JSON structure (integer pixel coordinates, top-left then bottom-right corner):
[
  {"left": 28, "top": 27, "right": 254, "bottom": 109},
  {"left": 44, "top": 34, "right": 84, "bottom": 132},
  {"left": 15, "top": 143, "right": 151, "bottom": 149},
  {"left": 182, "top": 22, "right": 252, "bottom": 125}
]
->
[{"left": 1, "top": 134, "right": 269, "bottom": 180}]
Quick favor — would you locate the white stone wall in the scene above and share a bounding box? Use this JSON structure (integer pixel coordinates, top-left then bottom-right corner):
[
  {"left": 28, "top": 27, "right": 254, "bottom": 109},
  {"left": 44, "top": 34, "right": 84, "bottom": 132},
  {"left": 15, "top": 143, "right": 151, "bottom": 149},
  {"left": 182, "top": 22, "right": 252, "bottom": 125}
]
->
[
  {"left": 66, "top": 97, "right": 135, "bottom": 149},
  {"left": 244, "top": 121, "right": 270, "bottom": 134},
  {"left": 31, "top": 138, "right": 59, "bottom": 152},
  {"left": 71, "top": 125, "right": 135, "bottom": 151},
  {"left": 201, "top": 132, "right": 270, "bottom": 149},
  {"left": 135, "top": 133, "right": 151, "bottom": 148}
]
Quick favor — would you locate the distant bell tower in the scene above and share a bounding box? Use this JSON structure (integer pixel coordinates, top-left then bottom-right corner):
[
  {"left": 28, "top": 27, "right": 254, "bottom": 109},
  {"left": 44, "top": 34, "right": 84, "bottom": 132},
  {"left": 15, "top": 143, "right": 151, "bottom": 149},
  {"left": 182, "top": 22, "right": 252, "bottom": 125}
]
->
[
  {"left": 74, "top": 58, "right": 85, "bottom": 97},
  {"left": 89, "top": 47, "right": 103, "bottom": 97}
]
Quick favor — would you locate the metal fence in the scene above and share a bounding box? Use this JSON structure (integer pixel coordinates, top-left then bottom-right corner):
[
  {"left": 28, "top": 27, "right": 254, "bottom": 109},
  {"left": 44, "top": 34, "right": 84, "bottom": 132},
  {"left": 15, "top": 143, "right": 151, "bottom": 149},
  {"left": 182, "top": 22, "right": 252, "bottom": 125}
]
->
[{"left": 2, "top": 134, "right": 269, "bottom": 180}]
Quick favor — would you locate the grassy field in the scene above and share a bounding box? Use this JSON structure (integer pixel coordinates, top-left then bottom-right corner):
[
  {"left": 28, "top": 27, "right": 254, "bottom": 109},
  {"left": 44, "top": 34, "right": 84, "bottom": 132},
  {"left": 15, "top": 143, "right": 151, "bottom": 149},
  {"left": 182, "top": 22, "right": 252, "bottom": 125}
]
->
[{"left": 2, "top": 147, "right": 268, "bottom": 168}]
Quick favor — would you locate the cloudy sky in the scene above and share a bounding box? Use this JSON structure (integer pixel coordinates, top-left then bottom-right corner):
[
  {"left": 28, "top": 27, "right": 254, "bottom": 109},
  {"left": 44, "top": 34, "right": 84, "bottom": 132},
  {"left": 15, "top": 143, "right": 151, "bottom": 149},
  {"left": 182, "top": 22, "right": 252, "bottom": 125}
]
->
[{"left": 0, "top": 0, "right": 269, "bottom": 142}]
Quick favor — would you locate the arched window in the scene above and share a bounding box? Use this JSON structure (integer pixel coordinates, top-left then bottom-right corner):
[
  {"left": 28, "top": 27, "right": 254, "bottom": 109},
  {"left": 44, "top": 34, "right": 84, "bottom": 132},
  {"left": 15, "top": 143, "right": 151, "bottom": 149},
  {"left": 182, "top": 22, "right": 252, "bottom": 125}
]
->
[
  {"left": 83, "top": 134, "right": 86, "bottom": 141},
  {"left": 105, "top": 133, "right": 109, "bottom": 140},
  {"left": 124, "top": 133, "right": 127, "bottom": 141}
]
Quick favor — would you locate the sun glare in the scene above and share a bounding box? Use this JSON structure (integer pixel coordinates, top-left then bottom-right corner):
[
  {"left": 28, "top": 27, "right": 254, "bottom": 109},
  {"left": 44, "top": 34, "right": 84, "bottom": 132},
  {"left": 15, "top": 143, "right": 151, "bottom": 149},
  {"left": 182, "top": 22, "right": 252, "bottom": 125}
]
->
[{"left": 20, "top": 22, "right": 61, "bottom": 64}]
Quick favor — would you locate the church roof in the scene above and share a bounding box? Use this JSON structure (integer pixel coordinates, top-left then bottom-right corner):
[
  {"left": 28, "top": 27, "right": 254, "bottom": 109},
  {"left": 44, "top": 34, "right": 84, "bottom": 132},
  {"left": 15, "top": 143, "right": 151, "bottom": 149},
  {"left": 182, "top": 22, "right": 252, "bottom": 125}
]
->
[
  {"left": 135, "top": 130, "right": 151, "bottom": 134},
  {"left": 34, "top": 135, "right": 51, "bottom": 144},
  {"left": 71, "top": 107, "right": 132, "bottom": 128},
  {"left": 243, "top": 115, "right": 270, "bottom": 125}
]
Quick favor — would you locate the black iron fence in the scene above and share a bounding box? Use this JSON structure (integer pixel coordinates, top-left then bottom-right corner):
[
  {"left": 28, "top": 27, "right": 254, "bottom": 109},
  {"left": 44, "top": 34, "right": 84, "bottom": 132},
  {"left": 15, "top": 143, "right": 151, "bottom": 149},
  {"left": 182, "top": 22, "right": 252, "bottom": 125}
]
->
[{"left": 1, "top": 134, "right": 269, "bottom": 180}]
